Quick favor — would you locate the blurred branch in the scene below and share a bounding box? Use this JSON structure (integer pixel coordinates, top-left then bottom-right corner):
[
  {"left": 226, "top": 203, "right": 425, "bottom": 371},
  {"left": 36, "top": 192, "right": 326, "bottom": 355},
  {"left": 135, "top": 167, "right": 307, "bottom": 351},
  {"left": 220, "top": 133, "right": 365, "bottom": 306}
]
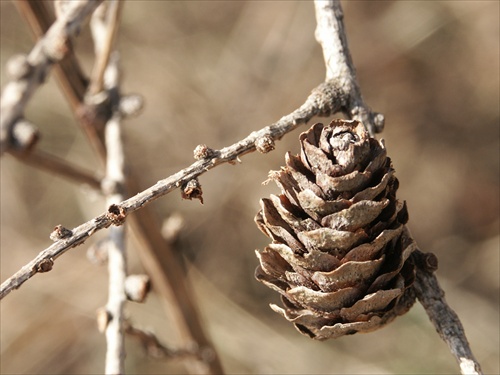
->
[
  {"left": 0, "top": 0, "right": 102, "bottom": 155},
  {"left": 15, "top": 0, "right": 89, "bottom": 112},
  {"left": 125, "top": 322, "right": 199, "bottom": 360},
  {"left": 413, "top": 251, "right": 483, "bottom": 375},
  {"left": 89, "top": 0, "right": 123, "bottom": 96},
  {"left": 8, "top": 147, "right": 101, "bottom": 189},
  {"left": 314, "top": 0, "right": 384, "bottom": 136},
  {"left": 97, "top": 21, "right": 127, "bottom": 374}
]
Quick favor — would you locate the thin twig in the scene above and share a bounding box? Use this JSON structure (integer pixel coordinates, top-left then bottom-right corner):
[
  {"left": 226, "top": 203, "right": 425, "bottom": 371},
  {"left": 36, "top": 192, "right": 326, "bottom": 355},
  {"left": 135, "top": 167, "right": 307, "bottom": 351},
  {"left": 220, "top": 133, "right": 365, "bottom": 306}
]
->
[
  {"left": 8, "top": 148, "right": 101, "bottom": 189},
  {"left": 0, "top": 0, "right": 102, "bottom": 155},
  {"left": 89, "top": 0, "right": 123, "bottom": 96},
  {"left": 314, "top": 0, "right": 384, "bottom": 136},
  {"left": 125, "top": 322, "right": 198, "bottom": 360},
  {"left": 102, "top": 75, "right": 127, "bottom": 375},
  {"left": 89, "top": 3, "right": 128, "bottom": 372},
  {"left": 15, "top": 0, "right": 89, "bottom": 113},
  {"left": 413, "top": 251, "right": 483, "bottom": 375}
]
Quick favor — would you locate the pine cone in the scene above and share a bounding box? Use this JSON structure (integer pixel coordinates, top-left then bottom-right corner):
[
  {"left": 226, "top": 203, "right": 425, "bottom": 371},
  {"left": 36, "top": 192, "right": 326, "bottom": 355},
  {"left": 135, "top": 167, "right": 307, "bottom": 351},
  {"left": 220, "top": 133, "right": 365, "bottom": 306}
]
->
[{"left": 255, "top": 119, "right": 417, "bottom": 340}]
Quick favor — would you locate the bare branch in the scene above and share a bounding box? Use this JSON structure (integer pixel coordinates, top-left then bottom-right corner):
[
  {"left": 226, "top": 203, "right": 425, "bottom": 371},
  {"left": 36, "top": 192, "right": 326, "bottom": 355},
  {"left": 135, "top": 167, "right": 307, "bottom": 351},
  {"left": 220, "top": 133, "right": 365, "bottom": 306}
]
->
[
  {"left": 0, "top": 0, "right": 102, "bottom": 155},
  {"left": 125, "top": 322, "right": 198, "bottom": 360},
  {"left": 89, "top": 4, "right": 128, "bottom": 370},
  {"left": 89, "top": 0, "right": 124, "bottom": 96},
  {"left": 15, "top": 0, "right": 89, "bottom": 112},
  {"left": 413, "top": 251, "right": 484, "bottom": 375},
  {"left": 8, "top": 147, "right": 101, "bottom": 189},
  {"left": 314, "top": 0, "right": 384, "bottom": 136}
]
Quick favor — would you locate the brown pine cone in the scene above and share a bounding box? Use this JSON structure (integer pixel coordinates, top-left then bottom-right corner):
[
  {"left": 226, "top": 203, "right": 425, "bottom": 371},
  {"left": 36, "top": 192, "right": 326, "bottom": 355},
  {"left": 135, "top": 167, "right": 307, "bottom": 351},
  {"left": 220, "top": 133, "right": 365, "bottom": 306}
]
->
[{"left": 255, "top": 119, "right": 417, "bottom": 340}]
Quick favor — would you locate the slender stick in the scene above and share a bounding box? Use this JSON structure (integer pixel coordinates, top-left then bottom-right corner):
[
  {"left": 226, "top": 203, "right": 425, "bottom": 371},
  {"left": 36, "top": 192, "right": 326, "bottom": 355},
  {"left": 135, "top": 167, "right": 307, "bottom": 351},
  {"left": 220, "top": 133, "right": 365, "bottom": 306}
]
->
[
  {"left": 88, "top": 4, "right": 128, "bottom": 372},
  {"left": 102, "top": 60, "right": 127, "bottom": 375},
  {"left": 15, "top": 0, "right": 89, "bottom": 113},
  {"left": 89, "top": 0, "right": 123, "bottom": 96},
  {"left": 413, "top": 252, "right": 483, "bottom": 375},
  {"left": 314, "top": 0, "right": 384, "bottom": 136},
  {"left": 8, "top": 148, "right": 101, "bottom": 189},
  {"left": 103, "top": 111, "right": 127, "bottom": 375}
]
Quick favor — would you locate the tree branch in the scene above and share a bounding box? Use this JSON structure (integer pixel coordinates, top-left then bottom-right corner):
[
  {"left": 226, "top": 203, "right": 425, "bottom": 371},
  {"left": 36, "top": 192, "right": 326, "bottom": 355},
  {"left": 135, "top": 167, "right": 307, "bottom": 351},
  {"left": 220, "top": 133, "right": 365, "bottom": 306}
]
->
[
  {"left": 0, "top": 0, "right": 102, "bottom": 155},
  {"left": 96, "top": 15, "right": 128, "bottom": 373},
  {"left": 314, "top": 0, "right": 384, "bottom": 136},
  {"left": 8, "top": 147, "right": 101, "bottom": 189},
  {"left": 413, "top": 251, "right": 483, "bottom": 375}
]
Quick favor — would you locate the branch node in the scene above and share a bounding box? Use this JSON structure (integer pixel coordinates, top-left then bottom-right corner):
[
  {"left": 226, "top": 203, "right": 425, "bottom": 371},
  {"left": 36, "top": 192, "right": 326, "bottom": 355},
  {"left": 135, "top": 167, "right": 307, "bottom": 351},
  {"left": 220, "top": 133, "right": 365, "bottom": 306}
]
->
[
  {"left": 125, "top": 274, "right": 151, "bottom": 303},
  {"left": 193, "top": 144, "right": 216, "bottom": 160},
  {"left": 10, "top": 120, "right": 40, "bottom": 153},
  {"left": 49, "top": 224, "right": 73, "bottom": 241},
  {"left": 119, "top": 93, "right": 144, "bottom": 118},
  {"left": 181, "top": 178, "right": 203, "bottom": 204},
  {"left": 106, "top": 204, "right": 127, "bottom": 225},
  {"left": 255, "top": 135, "right": 275, "bottom": 154},
  {"left": 35, "top": 258, "right": 54, "bottom": 273},
  {"left": 6, "top": 54, "right": 32, "bottom": 80},
  {"left": 96, "top": 307, "right": 112, "bottom": 333}
]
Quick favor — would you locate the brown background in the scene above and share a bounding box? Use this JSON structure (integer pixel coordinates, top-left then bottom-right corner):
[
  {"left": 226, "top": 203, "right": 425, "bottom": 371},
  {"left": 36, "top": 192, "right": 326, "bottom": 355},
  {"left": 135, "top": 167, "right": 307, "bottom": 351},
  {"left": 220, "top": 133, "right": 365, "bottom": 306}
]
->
[{"left": 1, "top": 1, "right": 498, "bottom": 374}]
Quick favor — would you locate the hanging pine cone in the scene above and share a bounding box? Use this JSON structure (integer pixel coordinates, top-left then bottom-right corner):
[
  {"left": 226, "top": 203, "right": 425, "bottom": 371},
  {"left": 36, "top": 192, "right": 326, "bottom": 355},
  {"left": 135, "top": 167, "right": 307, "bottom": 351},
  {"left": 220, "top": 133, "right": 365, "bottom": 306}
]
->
[{"left": 255, "top": 119, "right": 417, "bottom": 340}]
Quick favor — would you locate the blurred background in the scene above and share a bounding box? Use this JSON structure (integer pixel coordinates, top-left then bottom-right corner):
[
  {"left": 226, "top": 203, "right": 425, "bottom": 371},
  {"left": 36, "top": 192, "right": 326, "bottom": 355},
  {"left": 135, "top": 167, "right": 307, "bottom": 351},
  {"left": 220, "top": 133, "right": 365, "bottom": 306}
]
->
[{"left": 1, "top": 1, "right": 498, "bottom": 374}]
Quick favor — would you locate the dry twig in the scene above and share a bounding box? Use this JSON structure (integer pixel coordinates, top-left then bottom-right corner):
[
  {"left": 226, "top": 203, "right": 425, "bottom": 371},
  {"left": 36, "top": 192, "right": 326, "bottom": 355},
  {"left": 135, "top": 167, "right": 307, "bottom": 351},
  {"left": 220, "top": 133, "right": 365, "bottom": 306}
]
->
[
  {"left": 412, "top": 251, "right": 483, "bottom": 375},
  {"left": 93, "top": 3, "right": 128, "bottom": 369}
]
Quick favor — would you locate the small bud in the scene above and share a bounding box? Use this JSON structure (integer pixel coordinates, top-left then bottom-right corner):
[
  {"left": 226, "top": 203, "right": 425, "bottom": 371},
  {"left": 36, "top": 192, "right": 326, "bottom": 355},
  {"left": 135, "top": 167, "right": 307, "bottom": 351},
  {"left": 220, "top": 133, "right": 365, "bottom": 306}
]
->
[
  {"left": 6, "top": 54, "right": 31, "bottom": 80},
  {"left": 193, "top": 144, "right": 216, "bottom": 160},
  {"left": 106, "top": 204, "right": 127, "bottom": 225},
  {"left": 35, "top": 258, "right": 54, "bottom": 273},
  {"left": 181, "top": 179, "right": 203, "bottom": 204},
  {"left": 11, "top": 120, "right": 40, "bottom": 153},
  {"left": 255, "top": 135, "right": 275, "bottom": 154},
  {"left": 125, "top": 274, "right": 151, "bottom": 303},
  {"left": 119, "top": 94, "right": 144, "bottom": 118},
  {"left": 96, "top": 308, "right": 112, "bottom": 333},
  {"left": 50, "top": 225, "right": 73, "bottom": 241}
]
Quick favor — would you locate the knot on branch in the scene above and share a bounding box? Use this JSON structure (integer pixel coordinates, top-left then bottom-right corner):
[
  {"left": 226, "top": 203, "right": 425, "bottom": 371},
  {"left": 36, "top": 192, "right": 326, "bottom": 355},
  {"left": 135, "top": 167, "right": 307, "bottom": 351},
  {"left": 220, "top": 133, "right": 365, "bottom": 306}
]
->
[
  {"left": 255, "top": 135, "right": 275, "bottom": 154},
  {"left": 308, "top": 81, "right": 343, "bottom": 117},
  {"left": 106, "top": 204, "right": 127, "bottom": 225},
  {"left": 8, "top": 120, "right": 40, "bottom": 154},
  {"left": 34, "top": 258, "right": 54, "bottom": 273},
  {"left": 413, "top": 250, "right": 439, "bottom": 273},
  {"left": 6, "top": 54, "right": 32, "bottom": 80},
  {"left": 49, "top": 225, "right": 73, "bottom": 241},
  {"left": 193, "top": 144, "right": 216, "bottom": 160}
]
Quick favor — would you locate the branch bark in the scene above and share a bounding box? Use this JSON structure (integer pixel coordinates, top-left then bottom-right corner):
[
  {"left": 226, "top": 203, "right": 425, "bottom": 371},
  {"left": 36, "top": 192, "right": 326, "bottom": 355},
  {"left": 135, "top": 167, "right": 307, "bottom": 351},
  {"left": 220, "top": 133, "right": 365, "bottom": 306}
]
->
[
  {"left": 413, "top": 251, "right": 483, "bottom": 375},
  {"left": 92, "top": 3, "right": 127, "bottom": 371},
  {"left": 314, "top": 0, "right": 384, "bottom": 136}
]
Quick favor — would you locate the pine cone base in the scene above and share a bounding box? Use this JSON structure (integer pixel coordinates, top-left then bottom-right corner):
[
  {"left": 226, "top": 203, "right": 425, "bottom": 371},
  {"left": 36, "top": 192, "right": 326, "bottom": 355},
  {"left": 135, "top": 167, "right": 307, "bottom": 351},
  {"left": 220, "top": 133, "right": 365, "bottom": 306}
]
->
[{"left": 255, "top": 119, "right": 417, "bottom": 340}]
